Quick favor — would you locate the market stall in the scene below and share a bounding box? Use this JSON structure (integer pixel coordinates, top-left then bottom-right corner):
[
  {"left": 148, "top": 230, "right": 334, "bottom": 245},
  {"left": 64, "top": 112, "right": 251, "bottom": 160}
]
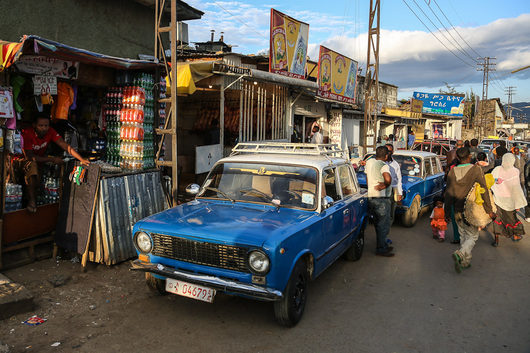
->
[{"left": 0, "top": 36, "right": 168, "bottom": 269}]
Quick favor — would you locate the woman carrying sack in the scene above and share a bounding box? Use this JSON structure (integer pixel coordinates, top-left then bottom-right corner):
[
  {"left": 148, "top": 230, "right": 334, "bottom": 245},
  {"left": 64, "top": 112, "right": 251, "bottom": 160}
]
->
[{"left": 490, "top": 153, "right": 527, "bottom": 246}]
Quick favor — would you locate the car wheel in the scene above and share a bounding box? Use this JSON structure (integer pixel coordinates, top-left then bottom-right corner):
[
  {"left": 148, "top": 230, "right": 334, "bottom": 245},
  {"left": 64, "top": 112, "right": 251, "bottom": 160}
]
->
[
  {"left": 145, "top": 272, "right": 167, "bottom": 295},
  {"left": 344, "top": 224, "right": 365, "bottom": 261},
  {"left": 274, "top": 260, "right": 308, "bottom": 327},
  {"left": 402, "top": 195, "right": 421, "bottom": 227}
]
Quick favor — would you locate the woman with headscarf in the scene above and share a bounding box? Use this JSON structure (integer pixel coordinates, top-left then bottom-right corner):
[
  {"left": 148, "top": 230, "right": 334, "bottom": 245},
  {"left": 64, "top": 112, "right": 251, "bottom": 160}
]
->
[{"left": 490, "top": 153, "right": 527, "bottom": 246}]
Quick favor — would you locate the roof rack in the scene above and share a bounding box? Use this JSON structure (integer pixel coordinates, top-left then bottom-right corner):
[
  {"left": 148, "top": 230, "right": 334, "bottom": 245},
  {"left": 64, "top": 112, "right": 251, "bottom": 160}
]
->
[{"left": 231, "top": 142, "right": 346, "bottom": 157}]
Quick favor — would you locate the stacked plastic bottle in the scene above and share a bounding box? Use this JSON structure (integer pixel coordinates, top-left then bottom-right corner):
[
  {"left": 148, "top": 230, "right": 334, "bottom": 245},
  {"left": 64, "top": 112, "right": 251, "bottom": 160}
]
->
[
  {"left": 158, "top": 76, "right": 167, "bottom": 160},
  {"left": 133, "top": 72, "right": 156, "bottom": 169},
  {"left": 5, "top": 183, "right": 22, "bottom": 212},
  {"left": 103, "top": 87, "right": 123, "bottom": 167},
  {"left": 43, "top": 177, "right": 60, "bottom": 204}
]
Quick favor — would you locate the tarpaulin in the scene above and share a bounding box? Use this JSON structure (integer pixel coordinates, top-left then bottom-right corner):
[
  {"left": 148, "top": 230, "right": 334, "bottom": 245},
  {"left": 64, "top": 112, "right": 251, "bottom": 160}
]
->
[
  {"left": 170, "top": 61, "right": 217, "bottom": 95},
  {"left": 0, "top": 35, "right": 162, "bottom": 72}
]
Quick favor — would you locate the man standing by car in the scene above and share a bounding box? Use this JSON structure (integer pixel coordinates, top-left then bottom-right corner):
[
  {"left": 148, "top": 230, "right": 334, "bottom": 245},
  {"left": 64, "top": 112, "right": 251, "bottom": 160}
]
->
[
  {"left": 446, "top": 140, "right": 464, "bottom": 171},
  {"left": 366, "top": 146, "right": 395, "bottom": 257},
  {"left": 444, "top": 147, "right": 495, "bottom": 273},
  {"left": 386, "top": 143, "right": 403, "bottom": 224}
]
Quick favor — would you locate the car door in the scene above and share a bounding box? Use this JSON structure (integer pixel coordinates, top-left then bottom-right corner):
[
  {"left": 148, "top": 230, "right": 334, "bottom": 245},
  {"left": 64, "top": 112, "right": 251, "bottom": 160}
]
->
[
  {"left": 318, "top": 166, "right": 349, "bottom": 269},
  {"left": 432, "top": 157, "right": 445, "bottom": 196},
  {"left": 338, "top": 164, "right": 365, "bottom": 244},
  {"left": 423, "top": 157, "right": 436, "bottom": 206}
]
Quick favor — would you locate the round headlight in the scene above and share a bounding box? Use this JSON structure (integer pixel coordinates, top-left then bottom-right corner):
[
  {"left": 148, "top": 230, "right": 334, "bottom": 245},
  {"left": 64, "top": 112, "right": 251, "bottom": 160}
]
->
[
  {"left": 248, "top": 250, "right": 270, "bottom": 274},
  {"left": 135, "top": 232, "right": 152, "bottom": 254}
]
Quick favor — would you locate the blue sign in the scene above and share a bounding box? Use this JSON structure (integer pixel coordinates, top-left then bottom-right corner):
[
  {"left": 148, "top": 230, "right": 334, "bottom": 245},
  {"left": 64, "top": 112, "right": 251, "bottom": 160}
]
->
[{"left": 413, "top": 92, "right": 465, "bottom": 117}]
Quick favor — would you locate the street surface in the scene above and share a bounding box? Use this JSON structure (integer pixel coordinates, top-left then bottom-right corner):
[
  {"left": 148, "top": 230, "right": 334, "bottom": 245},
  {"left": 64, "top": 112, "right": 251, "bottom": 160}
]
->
[{"left": 1, "top": 212, "right": 529, "bottom": 353}]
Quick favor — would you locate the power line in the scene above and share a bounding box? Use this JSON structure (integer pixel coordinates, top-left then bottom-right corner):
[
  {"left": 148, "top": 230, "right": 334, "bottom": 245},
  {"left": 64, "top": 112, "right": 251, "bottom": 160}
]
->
[
  {"left": 402, "top": 0, "right": 474, "bottom": 68},
  {"left": 431, "top": 0, "right": 482, "bottom": 58},
  {"left": 212, "top": 2, "right": 268, "bottom": 40},
  {"left": 423, "top": 0, "right": 478, "bottom": 63}
]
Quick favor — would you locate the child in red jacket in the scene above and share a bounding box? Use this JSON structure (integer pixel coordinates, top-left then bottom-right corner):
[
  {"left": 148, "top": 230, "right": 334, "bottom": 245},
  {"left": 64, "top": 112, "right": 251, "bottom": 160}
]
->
[{"left": 431, "top": 196, "right": 447, "bottom": 242}]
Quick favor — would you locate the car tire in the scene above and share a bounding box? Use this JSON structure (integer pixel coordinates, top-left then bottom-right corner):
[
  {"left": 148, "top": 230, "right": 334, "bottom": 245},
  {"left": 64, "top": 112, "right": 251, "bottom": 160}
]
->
[
  {"left": 344, "top": 224, "right": 365, "bottom": 261},
  {"left": 274, "top": 260, "right": 308, "bottom": 327},
  {"left": 145, "top": 272, "right": 167, "bottom": 295},
  {"left": 402, "top": 195, "right": 421, "bottom": 227}
]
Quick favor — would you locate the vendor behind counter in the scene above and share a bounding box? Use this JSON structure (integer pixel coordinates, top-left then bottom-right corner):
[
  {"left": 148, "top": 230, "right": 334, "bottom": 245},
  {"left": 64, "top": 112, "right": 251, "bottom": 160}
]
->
[{"left": 14, "top": 115, "right": 89, "bottom": 213}]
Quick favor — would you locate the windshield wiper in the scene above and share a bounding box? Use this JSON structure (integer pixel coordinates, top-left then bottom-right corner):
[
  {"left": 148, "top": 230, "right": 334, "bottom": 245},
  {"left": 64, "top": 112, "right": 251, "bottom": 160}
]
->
[
  {"left": 239, "top": 188, "right": 282, "bottom": 208},
  {"left": 201, "top": 186, "right": 235, "bottom": 203}
]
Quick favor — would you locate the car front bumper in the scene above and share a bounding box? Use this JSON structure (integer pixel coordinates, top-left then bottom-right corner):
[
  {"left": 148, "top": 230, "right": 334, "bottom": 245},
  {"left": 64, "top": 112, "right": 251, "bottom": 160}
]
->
[{"left": 130, "top": 260, "right": 283, "bottom": 301}]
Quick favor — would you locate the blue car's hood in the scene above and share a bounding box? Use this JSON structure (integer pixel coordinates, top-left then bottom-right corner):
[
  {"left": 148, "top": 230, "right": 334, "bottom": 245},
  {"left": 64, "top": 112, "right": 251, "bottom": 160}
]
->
[
  {"left": 357, "top": 171, "right": 423, "bottom": 189},
  {"left": 135, "top": 200, "right": 317, "bottom": 247}
]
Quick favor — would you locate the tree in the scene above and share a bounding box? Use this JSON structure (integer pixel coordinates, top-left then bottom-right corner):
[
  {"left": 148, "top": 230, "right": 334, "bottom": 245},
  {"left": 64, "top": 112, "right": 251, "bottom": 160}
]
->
[{"left": 438, "top": 82, "right": 462, "bottom": 95}]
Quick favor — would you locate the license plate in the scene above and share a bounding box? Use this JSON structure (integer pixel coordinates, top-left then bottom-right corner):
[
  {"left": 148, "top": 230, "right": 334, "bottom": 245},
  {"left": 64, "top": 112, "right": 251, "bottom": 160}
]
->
[{"left": 165, "top": 278, "right": 216, "bottom": 303}]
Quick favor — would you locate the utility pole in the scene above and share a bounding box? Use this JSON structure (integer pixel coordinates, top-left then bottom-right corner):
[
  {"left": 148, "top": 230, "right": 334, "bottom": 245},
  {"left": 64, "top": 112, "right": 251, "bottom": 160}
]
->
[
  {"left": 362, "top": 0, "right": 380, "bottom": 153},
  {"left": 504, "top": 86, "right": 516, "bottom": 122},
  {"left": 154, "top": 0, "right": 178, "bottom": 206},
  {"left": 475, "top": 57, "right": 496, "bottom": 140}
]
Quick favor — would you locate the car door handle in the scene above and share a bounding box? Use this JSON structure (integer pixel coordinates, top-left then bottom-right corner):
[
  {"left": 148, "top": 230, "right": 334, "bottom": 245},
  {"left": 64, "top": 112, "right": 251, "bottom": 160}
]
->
[{"left": 343, "top": 209, "right": 350, "bottom": 215}]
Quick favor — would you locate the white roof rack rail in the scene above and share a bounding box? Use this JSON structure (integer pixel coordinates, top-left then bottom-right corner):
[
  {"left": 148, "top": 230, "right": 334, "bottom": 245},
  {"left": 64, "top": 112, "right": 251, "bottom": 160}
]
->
[{"left": 231, "top": 142, "right": 346, "bottom": 157}]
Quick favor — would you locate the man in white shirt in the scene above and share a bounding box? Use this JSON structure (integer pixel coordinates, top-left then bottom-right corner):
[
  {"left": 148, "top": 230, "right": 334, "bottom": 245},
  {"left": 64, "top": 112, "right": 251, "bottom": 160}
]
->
[
  {"left": 310, "top": 125, "right": 323, "bottom": 144},
  {"left": 365, "top": 146, "right": 395, "bottom": 257},
  {"left": 385, "top": 144, "right": 403, "bottom": 224}
]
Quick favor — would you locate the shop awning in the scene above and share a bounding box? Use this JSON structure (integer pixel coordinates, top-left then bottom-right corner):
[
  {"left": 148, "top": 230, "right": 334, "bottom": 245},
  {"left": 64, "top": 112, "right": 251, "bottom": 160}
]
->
[
  {"left": 175, "top": 61, "right": 217, "bottom": 95},
  {"left": 0, "top": 35, "right": 162, "bottom": 72}
]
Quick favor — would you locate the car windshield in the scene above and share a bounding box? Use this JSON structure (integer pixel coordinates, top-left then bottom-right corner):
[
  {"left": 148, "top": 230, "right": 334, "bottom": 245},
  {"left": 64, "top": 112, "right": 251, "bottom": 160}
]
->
[
  {"left": 363, "top": 154, "right": 423, "bottom": 177},
  {"left": 198, "top": 162, "right": 318, "bottom": 210}
]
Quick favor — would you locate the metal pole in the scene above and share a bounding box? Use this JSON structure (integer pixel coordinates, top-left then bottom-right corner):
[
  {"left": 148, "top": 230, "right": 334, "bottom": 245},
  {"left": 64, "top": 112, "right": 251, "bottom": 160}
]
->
[
  {"left": 220, "top": 79, "right": 225, "bottom": 151},
  {"left": 170, "top": 0, "right": 178, "bottom": 205}
]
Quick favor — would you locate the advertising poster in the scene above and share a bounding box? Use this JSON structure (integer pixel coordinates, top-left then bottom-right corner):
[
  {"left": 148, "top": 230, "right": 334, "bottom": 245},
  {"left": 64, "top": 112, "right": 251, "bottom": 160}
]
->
[
  {"left": 15, "top": 55, "right": 79, "bottom": 79},
  {"left": 413, "top": 92, "right": 464, "bottom": 117},
  {"left": 0, "top": 87, "right": 14, "bottom": 119},
  {"left": 317, "top": 46, "right": 358, "bottom": 104},
  {"left": 269, "top": 9, "right": 309, "bottom": 79}
]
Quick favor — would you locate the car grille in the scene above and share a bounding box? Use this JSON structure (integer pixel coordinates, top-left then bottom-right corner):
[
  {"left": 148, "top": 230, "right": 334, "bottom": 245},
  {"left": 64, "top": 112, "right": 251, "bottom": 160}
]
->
[{"left": 151, "top": 233, "right": 250, "bottom": 273}]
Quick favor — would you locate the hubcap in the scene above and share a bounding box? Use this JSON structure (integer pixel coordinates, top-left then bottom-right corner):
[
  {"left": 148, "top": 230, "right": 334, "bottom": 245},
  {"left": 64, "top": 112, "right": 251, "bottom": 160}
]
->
[{"left": 293, "top": 274, "right": 306, "bottom": 311}]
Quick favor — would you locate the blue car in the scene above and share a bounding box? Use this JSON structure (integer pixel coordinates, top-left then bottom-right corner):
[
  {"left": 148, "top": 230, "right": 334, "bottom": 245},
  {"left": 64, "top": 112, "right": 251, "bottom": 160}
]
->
[
  {"left": 130, "top": 143, "right": 368, "bottom": 326},
  {"left": 357, "top": 150, "right": 445, "bottom": 227}
]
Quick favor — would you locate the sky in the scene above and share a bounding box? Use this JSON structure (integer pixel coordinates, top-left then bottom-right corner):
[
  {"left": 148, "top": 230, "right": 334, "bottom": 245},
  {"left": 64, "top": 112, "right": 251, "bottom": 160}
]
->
[{"left": 183, "top": 0, "right": 530, "bottom": 109}]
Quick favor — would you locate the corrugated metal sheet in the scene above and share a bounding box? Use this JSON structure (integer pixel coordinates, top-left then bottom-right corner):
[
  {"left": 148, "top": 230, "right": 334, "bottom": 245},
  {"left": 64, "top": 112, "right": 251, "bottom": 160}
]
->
[{"left": 93, "top": 171, "right": 167, "bottom": 265}]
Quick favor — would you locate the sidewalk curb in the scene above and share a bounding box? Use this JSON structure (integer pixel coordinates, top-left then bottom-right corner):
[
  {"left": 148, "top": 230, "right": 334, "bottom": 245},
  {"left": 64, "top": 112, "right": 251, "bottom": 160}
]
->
[{"left": 0, "top": 273, "right": 34, "bottom": 320}]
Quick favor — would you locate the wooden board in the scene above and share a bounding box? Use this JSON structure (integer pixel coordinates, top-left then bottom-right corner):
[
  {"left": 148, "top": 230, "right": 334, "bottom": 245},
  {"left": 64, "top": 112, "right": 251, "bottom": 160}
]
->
[
  {"left": 55, "top": 162, "right": 100, "bottom": 254},
  {"left": 2, "top": 203, "right": 59, "bottom": 245}
]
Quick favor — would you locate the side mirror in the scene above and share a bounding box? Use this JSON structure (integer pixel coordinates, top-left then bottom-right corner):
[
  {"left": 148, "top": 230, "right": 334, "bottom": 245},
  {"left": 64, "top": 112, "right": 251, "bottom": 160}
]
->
[
  {"left": 186, "top": 183, "right": 200, "bottom": 195},
  {"left": 322, "top": 196, "right": 334, "bottom": 209}
]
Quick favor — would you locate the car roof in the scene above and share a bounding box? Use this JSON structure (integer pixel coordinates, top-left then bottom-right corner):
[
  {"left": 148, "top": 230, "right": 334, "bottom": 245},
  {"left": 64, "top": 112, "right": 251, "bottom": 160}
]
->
[
  {"left": 217, "top": 153, "right": 348, "bottom": 169},
  {"left": 415, "top": 140, "right": 450, "bottom": 145},
  {"left": 366, "top": 150, "right": 437, "bottom": 158}
]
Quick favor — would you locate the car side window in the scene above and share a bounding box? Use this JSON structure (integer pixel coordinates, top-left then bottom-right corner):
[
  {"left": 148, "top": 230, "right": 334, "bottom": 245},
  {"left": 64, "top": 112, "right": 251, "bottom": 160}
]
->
[
  {"left": 424, "top": 158, "right": 433, "bottom": 176},
  {"left": 431, "top": 157, "right": 441, "bottom": 174},
  {"left": 422, "top": 144, "right": 430, "bottom": 152},
  {"left": 431, "top": 145, "right": 441, "bottom": 155},
  {"left": 338, "top": 165, "right": 355, "bottom": 197},
  {"left": 322, "top": 168, "right": 341, "bottom": 202}
]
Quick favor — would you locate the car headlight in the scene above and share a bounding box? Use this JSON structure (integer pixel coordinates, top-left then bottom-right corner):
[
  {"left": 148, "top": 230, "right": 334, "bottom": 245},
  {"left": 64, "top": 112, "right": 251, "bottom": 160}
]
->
[
  {"left": 135, "top": 231, "right": 152, "bottom": 254},
  {"left": 248, "top": 250, "right": 270, "bottom": 274}
]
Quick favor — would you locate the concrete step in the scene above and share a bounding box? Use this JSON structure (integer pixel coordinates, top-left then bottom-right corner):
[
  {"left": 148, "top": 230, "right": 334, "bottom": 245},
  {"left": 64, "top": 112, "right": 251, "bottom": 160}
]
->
[{"left": 0, "top": 273, "right": 34, "bottom": 320}]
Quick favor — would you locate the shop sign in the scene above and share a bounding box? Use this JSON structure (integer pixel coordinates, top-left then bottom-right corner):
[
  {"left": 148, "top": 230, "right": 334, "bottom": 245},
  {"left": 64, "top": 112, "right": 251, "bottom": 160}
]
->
[
  {"left": 15, "top": 55, "right": 79, "bottom": 79},
  {"left": 413, "top": 91, "right": 464, "bottom": 117},
  {"left": 33, "top": 75, "right": 57, "bottom": 95},
  {"left": 269, "top": 9, "right": 309, "bottom": 79},
  {"left": 0, "top": 87, "right": 15, "bottom": 119},
  {"left": 329, "top": 109, "right": 342, "bottom": 146},
  {"left": 196, "top": 144, "right": 222, "bottom": 174},
  {"left": 317, "top": 46, "right": 358, "bottom": 105}
]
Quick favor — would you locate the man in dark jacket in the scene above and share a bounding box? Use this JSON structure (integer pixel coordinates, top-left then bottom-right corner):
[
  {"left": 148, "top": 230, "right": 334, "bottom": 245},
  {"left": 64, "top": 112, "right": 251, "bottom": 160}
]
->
[
  {"left": 524, "top": 160, "right": 530, "bottom": 222},
  {"left": 445, "top": 140, "right": 464, "bottom": 172},
  {"left": 444, "top": 147, "right": 495, "bottom": 273}
]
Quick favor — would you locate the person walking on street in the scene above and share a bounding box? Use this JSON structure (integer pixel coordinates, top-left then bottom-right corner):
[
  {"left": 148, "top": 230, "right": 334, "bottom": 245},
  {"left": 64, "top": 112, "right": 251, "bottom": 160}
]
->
[
  {"left": 366, "top": 146, "right": 395, "bottom": 257},
  {"left": 407, "top": 131, "right": 415, "bottom": 150},
  {"left": 511, "top": 146, "right": 525, "bottom": 189},
  {"left": 385, "top": 143, "right": 403, "bottom": 224},
  {"left": 469, "top": 138, "right": 482, "bottom": 163},
  {"left": 430, "top": 196, "right": 447, "bottom": 242},
  {"left": 445, "top": 147, "right": 495, "bottom": 273},
  {"left": 524, "top": 159, "right": 530, "bottom": 222},
  {"left": 446, "top": 140, "right": 464, "bottom": 171},
  {"left": 490, "top": 153, "right": 527, "bottom": 245}
]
